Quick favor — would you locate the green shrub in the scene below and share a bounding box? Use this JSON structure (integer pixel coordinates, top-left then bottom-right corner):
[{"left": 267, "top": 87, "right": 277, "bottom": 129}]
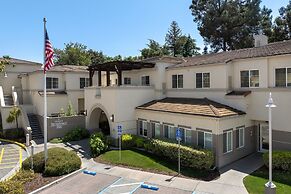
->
[
  {"left": 4, "top": 128, "right": 24, "bottom": 139},
  {"left": 147, "top": 139, "right": 214, "bottom": 170},
  {"left": 22, "top": 148, "right": 81, "bottom": 176},
  {"left": 121, "top": 134, "right": 135, "bottom": 149},
  {"left": 263, "top": 151, "right": 291, "bottom": 171},
  {"left": 135, "top": 136, "right": 145, "bottom": 148},
  {"left": 62, "top": 127, "right": 90, "bottom": 142},
  {"left": 90, "top": 133, "right": 108, "bottom": 156}
]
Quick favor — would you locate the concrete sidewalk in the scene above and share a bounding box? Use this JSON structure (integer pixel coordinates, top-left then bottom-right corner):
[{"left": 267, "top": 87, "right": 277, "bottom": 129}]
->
[{"left": 32, "top": 139, "right": 263, "bottom": 194}]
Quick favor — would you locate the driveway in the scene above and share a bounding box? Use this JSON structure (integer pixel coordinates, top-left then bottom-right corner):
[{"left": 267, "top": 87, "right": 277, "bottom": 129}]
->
[
  {"left": 0, "top": 141, "right": 26, "bottom": 180},
  {"left": 34, "top": 139, "right": 263, "bottom": 194}
]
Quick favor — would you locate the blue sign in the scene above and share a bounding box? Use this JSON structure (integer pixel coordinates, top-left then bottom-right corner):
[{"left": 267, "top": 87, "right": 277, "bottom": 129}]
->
[
  {"left": 117, "top": 125, "right": 122, "bottom": 136},
  {"left": 176, "top": 128, "right": 182, "bottom": 141}
]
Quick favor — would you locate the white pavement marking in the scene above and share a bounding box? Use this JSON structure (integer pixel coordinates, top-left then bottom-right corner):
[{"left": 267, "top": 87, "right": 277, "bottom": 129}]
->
[{"left": 110, "top": 182, "right": 143, "bottom": 188}]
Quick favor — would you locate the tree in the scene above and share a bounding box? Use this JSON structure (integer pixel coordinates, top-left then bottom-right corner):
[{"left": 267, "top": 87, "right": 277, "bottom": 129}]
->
[
  {"left": 271, "top": 2, "right": 291, "bottom": 42},
  {"left": 190, "top": 0, "right": 262, "bottom": 52},
  {"left": 203, "top": 46, "right": 208, "bottom": 55},
  {"left": 181, "top": 35, "right": 200, "bottom": 57},
  {"left": 0, "top": 55, "right": 11, "bottom": 73},
  {"left": 165, "top": 21, "right": 182, "bottom": 56},
  {"left": 259, "top": 6, "right": 273, "bottom": 39},
  {"left": 87, "top": 49, "right": 107, "bottom": 65},
  {"left": 54, "top": 42, "right": 91, "bottom": 66},
  {"left": 140, "top": 39, "right": 169, "bottom": 59},
  {"left": 6, "top": 106, "right": 21, "bottom": 130},
  {"left": 66, "top": 101, "right": 76, "bottom": 116}
]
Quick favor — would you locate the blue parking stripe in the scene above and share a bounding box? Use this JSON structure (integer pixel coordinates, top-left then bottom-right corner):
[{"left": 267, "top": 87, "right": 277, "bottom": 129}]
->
[
  {"left": 98, "top": 177, "right": 122, "bottom": 194},
  {"left": 130, "top": 181, "right": 144, "bottom": 194}
]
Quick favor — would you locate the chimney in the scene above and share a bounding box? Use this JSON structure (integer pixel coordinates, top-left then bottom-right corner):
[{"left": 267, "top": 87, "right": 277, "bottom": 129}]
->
[{"left": 253, "top": 34, "right": 268, "bottom": 47}]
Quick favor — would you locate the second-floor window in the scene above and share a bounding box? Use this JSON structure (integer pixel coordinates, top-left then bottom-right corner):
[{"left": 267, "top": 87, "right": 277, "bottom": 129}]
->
[
  {"left": 141, "top": 76, "right": 150, "bottom": 86},
  {"left": 124, "top": 77, "right": 131, "bottom": 85},
  {"left": 275, "top": 68, "right": 291, "bottom": 87},
  {"left": 172, "top": 74, "right": 183, "bottom": 88},
  {"left": 240, "top": 70, "right": 259, "bottom": 87},
  {"left": 80, "top": 78, "right": 90, "bottom": 89},
  {"left": 196, "top": 73, "right": 210, "bottom": 88},
  {"left": 46, "top": 77, "right": 58, "bottom": 89}
]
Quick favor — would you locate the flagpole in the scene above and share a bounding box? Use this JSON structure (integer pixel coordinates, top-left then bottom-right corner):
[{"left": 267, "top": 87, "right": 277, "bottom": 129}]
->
[{"left": 43, "top": 17, "right": 48, "bottom": 165}]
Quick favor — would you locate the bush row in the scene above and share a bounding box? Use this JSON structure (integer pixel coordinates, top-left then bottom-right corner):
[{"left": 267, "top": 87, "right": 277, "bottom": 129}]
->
[
  {"left": 62, "top": 127, "right": 90, "bottom": 142},
  {"left": 263, "top": 151, "right": 291, "bottom": 171},
  {"left": 121, "top": 134, "right": 214, "bottom": 170},
  {"left": 89, "top": 132, "right": 109, "bottom": 157},
  {"left": 22, "top": 147, "right": 81, "bottom": 176}
]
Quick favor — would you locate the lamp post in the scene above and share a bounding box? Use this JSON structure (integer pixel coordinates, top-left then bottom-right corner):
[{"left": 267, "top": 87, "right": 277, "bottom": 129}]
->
[{"left": 265, "top": 92, "right": 276, "bottom": 194}]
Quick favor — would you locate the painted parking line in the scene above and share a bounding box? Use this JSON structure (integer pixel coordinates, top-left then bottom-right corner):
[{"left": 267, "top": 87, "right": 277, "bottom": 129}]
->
[
  {"left": 0, "top": 148, "right": 4, "bottom": 163},
  {"left": 99, "top": 177, "right": 144, "bottom": 194},
  {"left": 0, "top": 146, "right": 21, "bottom": 170}
]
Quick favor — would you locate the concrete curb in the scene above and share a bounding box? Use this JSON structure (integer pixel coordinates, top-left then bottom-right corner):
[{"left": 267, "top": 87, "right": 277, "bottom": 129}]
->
[{"left": 29, "top": 167, "right": 86, "bottom": 194}]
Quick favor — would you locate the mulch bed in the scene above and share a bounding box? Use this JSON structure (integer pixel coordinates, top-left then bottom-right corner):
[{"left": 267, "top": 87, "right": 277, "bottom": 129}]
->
[{"left": 24, "top": 173, "right": 63, "bottom": 193}]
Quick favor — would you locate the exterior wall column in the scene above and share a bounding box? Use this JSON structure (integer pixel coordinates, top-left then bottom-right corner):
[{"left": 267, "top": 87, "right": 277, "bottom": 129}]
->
[
  {"left": 106, "top": 70, "right": 110, "bottom": 86},
  {"left": 89, "top": 70, "right": 95, "bottom": 86},
  {"left": 118, "top": 70, "right": 122, "bottom": 86}
]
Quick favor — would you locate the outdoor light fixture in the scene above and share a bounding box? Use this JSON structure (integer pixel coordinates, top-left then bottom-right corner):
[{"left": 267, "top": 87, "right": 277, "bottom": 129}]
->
[
  {"left": 83, "top": 110, "right": 87, "bottom": 116},
  {"left": 110, "top": 114, "right": 114, "bottom": 122},
  {"left": 4, "top": 72, "right": 7, "bottom": 78},
  {"left": 265, "top": 92, "right": 276, "bottom": 194}
]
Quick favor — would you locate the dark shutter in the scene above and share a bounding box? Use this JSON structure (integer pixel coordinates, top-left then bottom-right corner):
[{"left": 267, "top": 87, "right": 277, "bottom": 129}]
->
[
  {"left": 236, "top": 130, "right": 239, "bottom": 148},
  {"left": 198, "top": 131, "right": 204, "bottom": 148},
  {"left": 223, "top": 133, "right": 227, "bottom": 153},
  {"left": 196, "top": 73, "right": 202, "bottom": 88}
]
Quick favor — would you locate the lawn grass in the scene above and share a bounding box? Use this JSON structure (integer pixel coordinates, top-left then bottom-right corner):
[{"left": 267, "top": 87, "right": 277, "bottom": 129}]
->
[
  {"left": 97, "top": 149, "right": 218, "bottom": 181},
  {"left": 49, "top": 137, "right": 63, "bottom": 143},
  {"left": 243, "top": 167, "right": 291, "bottom": 194}
]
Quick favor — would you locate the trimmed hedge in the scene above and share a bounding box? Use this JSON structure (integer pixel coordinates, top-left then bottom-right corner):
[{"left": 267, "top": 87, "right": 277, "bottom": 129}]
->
[
  {"left": 22, "top": 148, "right": 81, "bottom": 176},
  {"left": 263, "top": 151, "right": 291, "bottom": 171},
  {"left": 121, "top": 134, "right": 135, "bottom": 149},
  {"left": 62, "top": 127, "right": 90, "bottom": 142},
  {"left": 90, "top": 132, "right": 108, "bottom": 157}
]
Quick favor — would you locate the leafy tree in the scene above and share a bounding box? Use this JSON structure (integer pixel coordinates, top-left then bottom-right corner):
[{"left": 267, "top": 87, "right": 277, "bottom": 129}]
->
[
  {"left": 181, "top": 35, "right": 200, "bottom": 57},
  {"left": 271, "top": 1, "right": 291, "bottom": 42},
  {"left": 259, "top": 6, "right": 273, "bottom": 39},
  {"left": 6, "top": 106, "right": 21, "bottom": 130},
  {"left": 165, "top": 21, "right": 182, "bottom": 56},
  {"left": 66, "top": 101, "right": 76, "bottom": 116},
  {"left": 54, "top": 42, "right": 91, "bottom": 66},
  {"left": 0, "top": 55, "right": 11, "bottom": 73},
  {"left": 203, "top": 46, "right": 208, "bottom": 55},
  {"left": 140, "top": 39, "right": 169, "bottom": 58},
  {"left": 87, "top": 49, "right": 107, "bottom": 65},
  {"left": 190, "top": 0, "right": 262, "bottom": 52}
]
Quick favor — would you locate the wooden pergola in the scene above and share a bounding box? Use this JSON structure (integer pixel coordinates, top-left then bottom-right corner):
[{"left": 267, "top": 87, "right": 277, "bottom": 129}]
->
[{"left": 87, "top": 61, "right": 155, "bottom": 86}]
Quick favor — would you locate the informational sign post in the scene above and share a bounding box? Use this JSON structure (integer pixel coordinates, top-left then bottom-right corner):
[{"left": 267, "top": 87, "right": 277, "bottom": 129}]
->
[
  {"left": 176, "top": 128, "right": 182, "bottom": 175},
  {"left": 117, "top": 124, "right": 122, "bottom": 161}
]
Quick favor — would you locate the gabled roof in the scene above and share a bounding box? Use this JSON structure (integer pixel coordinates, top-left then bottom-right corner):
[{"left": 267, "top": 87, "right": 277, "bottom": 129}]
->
[
  {"left": 169, "top": 40, "right": 291, "bottom": 69},
  {"left": 140, "top": 56, "right": 185, "bottom": 64},
  {"left": 0, "top": 57, "right": 42, "bottom": 65},
  {"left": 88, "top": 61, "right": 155, "bottom": 72},
  {"left": 31, "top": 65, "right": 88, "bottom": 73},
  {"left": 136, "top": 98, "right": 245, "bottom": 118}
]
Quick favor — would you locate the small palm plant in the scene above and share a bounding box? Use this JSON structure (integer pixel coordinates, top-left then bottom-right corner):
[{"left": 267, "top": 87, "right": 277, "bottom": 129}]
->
[{"left": 6, "top": 106, "right": 21, "bottom": 130}]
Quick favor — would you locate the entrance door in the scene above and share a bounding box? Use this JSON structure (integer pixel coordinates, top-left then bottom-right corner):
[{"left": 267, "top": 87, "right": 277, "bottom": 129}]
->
[{"left": 260, "top": 124, "right": 269, "bottom": 152}]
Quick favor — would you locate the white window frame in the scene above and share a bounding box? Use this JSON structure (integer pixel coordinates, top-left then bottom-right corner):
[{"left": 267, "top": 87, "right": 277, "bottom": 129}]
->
[
  {"left": 224, "top": 130, "right": 233, "bottom": 154},
  {"left": 163, "top": 124, "right": 174, "bottom": 139},
  {"left": 240, "top": 69, "right": 260, "bottom": 88},
  {"left": 141, "top": 75, "right": 150, "bottom": 86},
  {"left": 196, "top": 72, "right": 210, "bottom": 88},
  {"left": 183, "top": 128, "right": 192, "bottom": 144},
  {"left": 172, "top": 74, "right": 183, "bottom": 89},
  {"left": 80, "top": 77, "right": 90, "bottom": 89},
  {"left": 151, "top": 122, "right": 161, "bottom": 138},
  {"left": 274, "top": 67, "right": 291, "bottom": 87},
  {"left": 197, "top": 130, "right": 213, "bottom": 149},
  {"left": 124, "top": 77, "right": 131, "bottom": 85},
  {"left": 46, "top": 77, "right": 59, "bottom": 89},
  {"left": 237, "top": 126, "right": 245, "bottom": 149},
  {"left": 140, "top": 120, "right": 148, "bottom": 137}
]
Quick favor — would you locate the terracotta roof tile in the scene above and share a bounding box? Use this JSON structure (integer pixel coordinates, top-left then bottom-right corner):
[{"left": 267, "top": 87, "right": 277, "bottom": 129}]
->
[{"left": 136, "top": 98, "right": 245, "bottom": 118}]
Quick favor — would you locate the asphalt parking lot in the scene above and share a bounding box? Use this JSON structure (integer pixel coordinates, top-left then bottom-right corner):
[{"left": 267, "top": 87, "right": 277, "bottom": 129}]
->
[
  {"left": 39, "top": 171, "right": 193, "bottom": 194},
  {"left": 0, "top": 141, "right": 22, "bottom": 179}
]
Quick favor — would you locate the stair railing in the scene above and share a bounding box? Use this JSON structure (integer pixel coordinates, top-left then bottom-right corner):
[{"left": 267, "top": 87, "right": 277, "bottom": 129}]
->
[{"left": 19, "top": 105, "right": 32, "bottom": 141}]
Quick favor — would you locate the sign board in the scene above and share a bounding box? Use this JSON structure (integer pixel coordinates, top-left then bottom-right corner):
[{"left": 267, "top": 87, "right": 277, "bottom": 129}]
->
[
  {"left": 176, "top": 128, "right": 182, "bottom": 141},
  {"left": 117, "top": 125, "right": 122, "bottom": 136},
  {"left": 51, "top": 119, "right": 68, "bottom": 129}
]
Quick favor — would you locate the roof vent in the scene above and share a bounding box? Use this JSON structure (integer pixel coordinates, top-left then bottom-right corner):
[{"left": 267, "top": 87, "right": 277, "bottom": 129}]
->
[{"left": 253, "top": 34, "right": 268, "bottom": 47}]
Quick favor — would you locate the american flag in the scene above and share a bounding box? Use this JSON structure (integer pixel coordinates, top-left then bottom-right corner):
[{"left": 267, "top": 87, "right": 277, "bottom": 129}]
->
[{"left": 43, "top": 29, "right": 54, "bottom": 73}]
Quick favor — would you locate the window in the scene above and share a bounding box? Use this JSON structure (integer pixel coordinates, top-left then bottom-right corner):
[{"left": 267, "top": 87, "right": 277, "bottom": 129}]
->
[
  {"left": 196, "top": 73, "right": 210, "bottom": 88},
  {"left": 180, "top": 128, "right": 192, "bottom": 144},
  {"left": 172, "top": 74, "right": 183, "bottom": 88},
  {"left": 80, "top": 78, "right": 90, "bottom": 89},
  {"left": 164, "top": 125, "right": 175, "bottom": 139},
  {"left": 138, "top": 120, "right": 148, "bottom": 137},
  {"left": 197, "top": 131, "right": 213, "bottom": 149},
  {"left": 151, "top": 122, "right": 161, "bottom": 138},
  {"left": 236, "top": 126, "right": 245, "bottom": 148},
  {"left": 240, "top": 70, "right": 259, "bottom": 87},
  {"left": 141, "top": 76, "right": 150, "bottom": 86},
  {"left": 223, "top": 130, "right": 233, "bottom": 153},
  {"left": 124, "top": 77, "right": 131, "bottom": 85},
  {"left": 275, "top": 68, "right": 291, "bottom": 87},
  {"left": 46, "top": 77, "right": 58, "bottom": 89}
]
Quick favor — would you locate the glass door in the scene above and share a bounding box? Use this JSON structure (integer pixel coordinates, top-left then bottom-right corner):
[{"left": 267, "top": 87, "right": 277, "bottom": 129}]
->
[{"left": 260, "top": 124, "right": 269, "bottom": 152}]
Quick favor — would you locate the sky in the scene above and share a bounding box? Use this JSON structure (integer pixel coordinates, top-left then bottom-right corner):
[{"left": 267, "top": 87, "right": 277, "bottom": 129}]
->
[{"left": 0, "top": 0, "right": 289, "bottom": 63}]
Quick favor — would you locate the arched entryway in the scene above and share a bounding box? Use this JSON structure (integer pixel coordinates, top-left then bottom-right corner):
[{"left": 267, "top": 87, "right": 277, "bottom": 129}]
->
[{"left": 88, "top": 107, "right": 110, "bottom": 135}]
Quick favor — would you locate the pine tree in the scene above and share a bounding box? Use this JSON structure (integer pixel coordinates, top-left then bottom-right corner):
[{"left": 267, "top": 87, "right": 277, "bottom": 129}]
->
[
  {"left": 165, "top": 21, "right": 182, "bottom": 56},
  {"left": 182, "top": 35, "right": 200, "bottom": 57}
]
